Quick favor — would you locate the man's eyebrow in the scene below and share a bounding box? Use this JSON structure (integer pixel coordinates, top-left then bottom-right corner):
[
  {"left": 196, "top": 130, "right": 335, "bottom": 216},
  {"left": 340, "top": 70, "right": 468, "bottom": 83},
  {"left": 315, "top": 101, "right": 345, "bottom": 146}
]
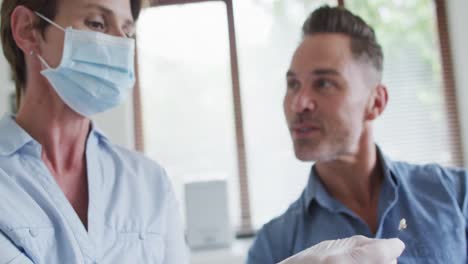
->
[
  {"left": 84, "top": 3, "right": 135, "bottom": 26},
  {"left": 286, "top": 68, "right": 340, "bottom": 78},
  {"left": 286, "top": 70, "right": 296, "bottom": 78},
  {"left": 311, "top": 68, "right": 340, "bottom": 75}
]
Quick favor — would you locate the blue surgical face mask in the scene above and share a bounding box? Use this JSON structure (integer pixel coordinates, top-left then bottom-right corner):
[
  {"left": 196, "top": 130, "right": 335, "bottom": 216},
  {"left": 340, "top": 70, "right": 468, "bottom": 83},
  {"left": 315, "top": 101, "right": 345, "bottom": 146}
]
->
[{"left": 34, "top": 12, "right": 136, "bottom": 117}]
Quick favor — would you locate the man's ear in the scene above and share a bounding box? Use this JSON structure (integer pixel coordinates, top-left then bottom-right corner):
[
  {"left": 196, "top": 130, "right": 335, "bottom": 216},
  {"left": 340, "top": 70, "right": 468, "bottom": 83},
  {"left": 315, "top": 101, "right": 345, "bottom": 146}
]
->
[
  {"left": 365, "top": 84, "right": 388, "bottom": 121},
  {"left": 10, "top": 5, "right": 41, "bottom": 55}
]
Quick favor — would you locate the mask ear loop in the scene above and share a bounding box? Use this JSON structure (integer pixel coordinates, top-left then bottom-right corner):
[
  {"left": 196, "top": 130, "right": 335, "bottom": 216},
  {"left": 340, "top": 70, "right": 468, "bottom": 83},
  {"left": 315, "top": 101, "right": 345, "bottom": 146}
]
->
[
  {"left": 36, "top": 53, "right": 51, "bottom": 69},
  {"left": 33, "top": 12, "right": 65, "bottom": 70},
  {"left": 34, "top": 12, "right": 65, "bottom": 31},
  {"left": 27, "top": 13, "right": 38, "bottom": 57}
]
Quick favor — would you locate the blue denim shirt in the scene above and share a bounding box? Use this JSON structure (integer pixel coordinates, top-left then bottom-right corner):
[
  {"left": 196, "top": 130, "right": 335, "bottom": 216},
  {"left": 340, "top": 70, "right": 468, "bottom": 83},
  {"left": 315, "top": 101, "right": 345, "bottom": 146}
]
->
[
  {"left": 0, "top": 115, "right": 188, "bottom": 264},
  {"left": 247, "top": 148, "right": 468, "bottom": 263}
]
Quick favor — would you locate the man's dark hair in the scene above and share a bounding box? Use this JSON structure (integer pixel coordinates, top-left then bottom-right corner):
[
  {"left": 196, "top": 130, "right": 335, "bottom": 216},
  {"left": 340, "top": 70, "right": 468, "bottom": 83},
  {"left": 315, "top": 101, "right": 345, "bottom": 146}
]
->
[{"left": 302, "top": 5, "right": 383, "bottom": 73}]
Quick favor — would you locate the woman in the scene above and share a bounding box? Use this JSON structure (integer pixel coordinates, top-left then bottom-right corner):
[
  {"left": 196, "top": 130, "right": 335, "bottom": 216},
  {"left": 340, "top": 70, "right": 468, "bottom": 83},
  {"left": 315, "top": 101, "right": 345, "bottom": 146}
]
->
[{"left": 0, "top": 0, "right": 187, "bottom": 263}]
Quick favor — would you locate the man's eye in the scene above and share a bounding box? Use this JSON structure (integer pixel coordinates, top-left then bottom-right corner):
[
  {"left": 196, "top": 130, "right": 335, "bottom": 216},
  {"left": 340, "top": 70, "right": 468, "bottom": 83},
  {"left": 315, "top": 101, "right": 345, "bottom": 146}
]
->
[
  {"left": 287, "top": 79, "right": 300, "bottom": 90},
  {"left": 86, "top": 20, "right": 105, "bottom": 31},
  {"left": 315, "top": 79, "right": 334, "bottom": 89}
]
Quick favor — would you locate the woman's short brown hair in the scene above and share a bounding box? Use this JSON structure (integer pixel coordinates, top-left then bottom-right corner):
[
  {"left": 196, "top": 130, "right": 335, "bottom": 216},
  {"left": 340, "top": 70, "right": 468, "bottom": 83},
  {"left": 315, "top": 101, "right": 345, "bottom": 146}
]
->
[{"left": 0, "top": 0, "right": 142, "bottom": 109}]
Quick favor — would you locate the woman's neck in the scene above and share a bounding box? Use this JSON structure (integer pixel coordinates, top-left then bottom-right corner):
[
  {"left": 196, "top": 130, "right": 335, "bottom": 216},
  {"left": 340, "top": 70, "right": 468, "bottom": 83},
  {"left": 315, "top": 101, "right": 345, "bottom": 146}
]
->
[{"left": 15, "top": 85, "right": 90, "bottom": 174}]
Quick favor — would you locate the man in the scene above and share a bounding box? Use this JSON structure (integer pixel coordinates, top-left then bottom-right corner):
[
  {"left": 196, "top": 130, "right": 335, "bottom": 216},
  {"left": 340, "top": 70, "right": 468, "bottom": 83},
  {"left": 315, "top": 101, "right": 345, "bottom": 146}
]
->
[{"left": 247, "top": 5, "right": 467, "bottom": 264}]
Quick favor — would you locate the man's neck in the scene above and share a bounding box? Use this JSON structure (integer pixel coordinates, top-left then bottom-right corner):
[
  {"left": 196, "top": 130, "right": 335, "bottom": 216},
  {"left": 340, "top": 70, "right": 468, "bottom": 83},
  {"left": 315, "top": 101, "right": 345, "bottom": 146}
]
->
[
  {"left": 314, "top": 141, "right": 383, "bottom": 234},
  {"left": 315, "top": 141, "right": 383, "bottom": 206}
]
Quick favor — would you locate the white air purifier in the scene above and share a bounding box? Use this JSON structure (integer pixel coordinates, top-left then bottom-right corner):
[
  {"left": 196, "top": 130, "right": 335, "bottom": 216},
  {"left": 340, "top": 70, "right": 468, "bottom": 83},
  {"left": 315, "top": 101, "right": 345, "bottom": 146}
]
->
[{"left": 184, "top": 179, "right": 232, "bottom": 250}]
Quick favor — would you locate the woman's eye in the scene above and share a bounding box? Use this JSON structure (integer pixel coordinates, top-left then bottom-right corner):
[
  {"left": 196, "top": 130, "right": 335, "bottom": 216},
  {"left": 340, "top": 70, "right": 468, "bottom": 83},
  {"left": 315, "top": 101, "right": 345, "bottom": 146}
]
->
[
  {"left": 125, "top": 30, "right": 136, "bottom": 39},
  {"left": 86, "top": 20, "right": 105, "bottom": 31}
]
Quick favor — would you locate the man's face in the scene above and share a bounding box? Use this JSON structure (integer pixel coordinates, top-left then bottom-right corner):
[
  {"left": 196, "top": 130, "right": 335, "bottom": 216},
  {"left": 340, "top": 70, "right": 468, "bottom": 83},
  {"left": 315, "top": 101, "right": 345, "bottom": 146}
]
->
[
  {"left": 38, "top": 0, "right": 135, "bottom": 68},
  {"left": 284, "top": 33, "right": 376, "bottom": 162}
]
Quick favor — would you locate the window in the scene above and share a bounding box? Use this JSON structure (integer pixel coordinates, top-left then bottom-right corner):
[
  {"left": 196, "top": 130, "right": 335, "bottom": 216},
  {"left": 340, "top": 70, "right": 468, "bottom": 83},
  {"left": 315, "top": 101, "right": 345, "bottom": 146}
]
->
[
  {"left": 233, "top": 0, "right": 337, "bottom": 228},
  {"left": 344, "top": 0, "right": 463, "bottom": 167},
  {"left": 136, "top": 1, "right": 242, "bottom": 228},
  {"left": 135, "top": 0, "right": 462, "bottom": 232}
]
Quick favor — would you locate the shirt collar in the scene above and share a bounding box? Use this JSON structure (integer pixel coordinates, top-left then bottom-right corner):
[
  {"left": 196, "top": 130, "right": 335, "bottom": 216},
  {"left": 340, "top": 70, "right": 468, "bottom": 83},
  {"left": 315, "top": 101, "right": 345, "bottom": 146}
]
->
[
  {"left": 303, "top": 166, "right": 341, "bottom": 212},
  {"left": 0, "top": 114, "right": 109, "bottom": 156},
  {"left": 0, "top": 114, "right": 35, "bottom": 156},
  {"left": 303, "top": 145, "right": 400, "bottom": 212},
  {"left": 89, "top": 123, "right": 109, "bottom": 143}
]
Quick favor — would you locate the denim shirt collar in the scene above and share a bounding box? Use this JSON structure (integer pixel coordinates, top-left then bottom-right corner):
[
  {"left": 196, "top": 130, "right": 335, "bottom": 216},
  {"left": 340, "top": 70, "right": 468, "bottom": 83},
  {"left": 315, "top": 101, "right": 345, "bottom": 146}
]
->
[
  {"left": 0, "top": 114, "right": 108, "bottom": 157},
  {"left": 303, "top": 145, "right": 399, "bottom": 213}
]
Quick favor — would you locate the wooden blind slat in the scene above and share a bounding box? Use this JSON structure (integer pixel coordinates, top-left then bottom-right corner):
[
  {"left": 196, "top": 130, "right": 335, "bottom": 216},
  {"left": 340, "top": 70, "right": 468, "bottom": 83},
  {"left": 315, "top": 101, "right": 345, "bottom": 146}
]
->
[
  {"left": 133, "top": 46, "right": 145, "bottom": 152},
  {"left": 435, "top": 0, "right": 465, "bottom": 166},
  {"left": 225, "top": 0, "right": 255, "bottom": 237}
]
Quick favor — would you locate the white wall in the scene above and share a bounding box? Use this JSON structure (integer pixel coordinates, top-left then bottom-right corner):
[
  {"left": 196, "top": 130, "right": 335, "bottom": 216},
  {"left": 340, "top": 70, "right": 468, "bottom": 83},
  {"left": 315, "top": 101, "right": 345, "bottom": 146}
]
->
[
  {"left": 447, "top": 0, "right": 468, "bottom": 166},
  {"left": 0, "top": 52, "right": 14, "bottom": 116}
]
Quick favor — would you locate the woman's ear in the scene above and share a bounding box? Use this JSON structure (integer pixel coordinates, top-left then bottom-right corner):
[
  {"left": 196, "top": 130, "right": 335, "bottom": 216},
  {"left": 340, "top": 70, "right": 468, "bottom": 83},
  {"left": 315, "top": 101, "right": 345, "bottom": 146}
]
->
[
  {"left": 10, "top": 6, "right": 41, "bottom": 55},
  {"left": 365, "top": 84, "right": 388, "bottom": 121}
]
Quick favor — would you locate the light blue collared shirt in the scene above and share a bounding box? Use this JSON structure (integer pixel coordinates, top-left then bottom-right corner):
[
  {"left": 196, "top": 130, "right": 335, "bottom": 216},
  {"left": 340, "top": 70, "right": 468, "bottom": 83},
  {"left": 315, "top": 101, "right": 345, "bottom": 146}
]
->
[
  {"left": 247, "top": 148, "right": 468, "bottom": 263},
  {"left": 0, "top": 115, "right": 188, "bottom": 264}
]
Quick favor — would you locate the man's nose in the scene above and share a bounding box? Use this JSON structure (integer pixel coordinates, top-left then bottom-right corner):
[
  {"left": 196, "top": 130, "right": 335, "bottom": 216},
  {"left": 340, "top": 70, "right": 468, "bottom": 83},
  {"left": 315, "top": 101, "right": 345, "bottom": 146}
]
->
[{"left": 290, "top": 86, "right": 316, "bottom": 113}]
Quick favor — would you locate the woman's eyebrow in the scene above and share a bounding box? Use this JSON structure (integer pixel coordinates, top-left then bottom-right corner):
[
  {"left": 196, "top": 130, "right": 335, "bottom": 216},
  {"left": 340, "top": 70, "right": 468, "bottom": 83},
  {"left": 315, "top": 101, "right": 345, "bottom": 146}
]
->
[{"left": 83, "top": 3, "right": 134, "bottom": 26}]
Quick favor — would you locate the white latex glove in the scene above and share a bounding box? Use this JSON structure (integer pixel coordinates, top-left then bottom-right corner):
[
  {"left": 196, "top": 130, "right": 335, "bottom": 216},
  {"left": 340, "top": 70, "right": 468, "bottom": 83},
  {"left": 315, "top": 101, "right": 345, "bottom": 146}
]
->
[{"left": 278, "top": 235, "right": 405, "bottom": 264}]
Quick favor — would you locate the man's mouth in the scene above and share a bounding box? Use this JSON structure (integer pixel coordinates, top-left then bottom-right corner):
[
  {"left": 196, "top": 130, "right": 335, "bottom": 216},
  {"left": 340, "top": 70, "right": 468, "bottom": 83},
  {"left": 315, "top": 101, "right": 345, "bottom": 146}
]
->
[{"left": 291, "top": 125, "right": 320, "bottom": 139}]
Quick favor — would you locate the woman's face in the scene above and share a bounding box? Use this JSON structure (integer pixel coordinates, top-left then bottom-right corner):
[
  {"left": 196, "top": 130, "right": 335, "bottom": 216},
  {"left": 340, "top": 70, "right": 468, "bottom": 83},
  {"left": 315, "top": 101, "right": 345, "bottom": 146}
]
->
[{"left": 37, "top": 0, "right": 135, "bottom": 68}]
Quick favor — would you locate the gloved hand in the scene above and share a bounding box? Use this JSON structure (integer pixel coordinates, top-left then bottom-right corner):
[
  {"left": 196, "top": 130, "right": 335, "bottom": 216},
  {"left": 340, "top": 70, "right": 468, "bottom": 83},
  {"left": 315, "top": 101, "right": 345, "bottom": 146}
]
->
[{"left": 278, "top": 235, "right": 405, "bottom": 264}]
